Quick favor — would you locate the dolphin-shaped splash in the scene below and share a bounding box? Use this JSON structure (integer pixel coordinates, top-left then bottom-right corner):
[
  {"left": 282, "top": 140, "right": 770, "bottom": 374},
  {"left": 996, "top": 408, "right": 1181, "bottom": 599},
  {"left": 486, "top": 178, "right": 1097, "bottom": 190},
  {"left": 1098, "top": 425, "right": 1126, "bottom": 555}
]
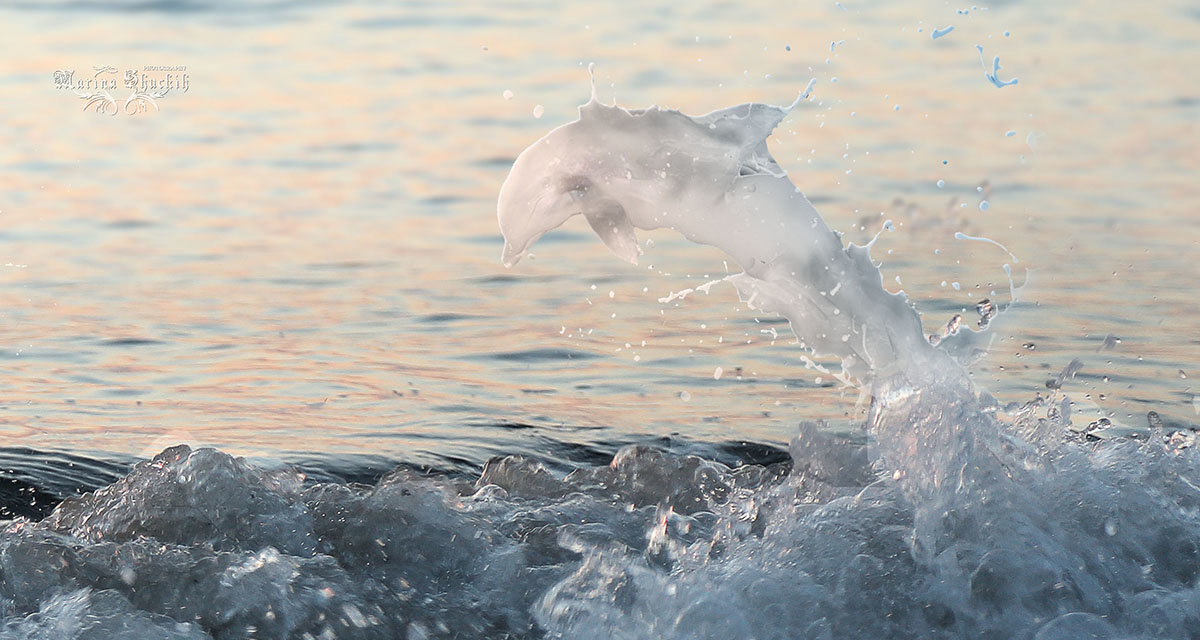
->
[
  {"left": 491, "top": 90, "right": 1200, "bottom": 640},
  {"left": 497, "top": 92, "right": 948, "bottom": 384}
]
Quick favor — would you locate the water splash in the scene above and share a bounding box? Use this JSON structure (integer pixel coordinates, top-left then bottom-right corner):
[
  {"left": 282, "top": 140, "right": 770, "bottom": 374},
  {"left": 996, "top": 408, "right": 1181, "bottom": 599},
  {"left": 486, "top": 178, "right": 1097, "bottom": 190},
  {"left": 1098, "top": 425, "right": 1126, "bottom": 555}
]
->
[
  {"left": 498, "top": 92, "right": 938, "bottom": 384},
  {"left": 931, "top": 25, "right": 955, "bottom": 39},
  {"left": 797, "top": 77, "right": 817, "bottom": 102},
  {"left": 493, "top": 90, "right": 1200, "bottom": 640},
  {"left": 977, "top": 44, "right": 1019, "bottom": 88},
  {"left": 955, "top": 230, "right": 1019, "bottom": 263},
  {"left": 1, "top": 90, "right": 1196, "bottom": 640}
]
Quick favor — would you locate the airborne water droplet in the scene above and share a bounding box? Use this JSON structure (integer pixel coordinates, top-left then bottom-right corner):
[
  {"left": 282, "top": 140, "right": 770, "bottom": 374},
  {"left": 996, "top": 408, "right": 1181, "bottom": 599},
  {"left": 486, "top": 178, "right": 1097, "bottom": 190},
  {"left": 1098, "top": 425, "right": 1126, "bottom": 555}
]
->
[
  {"left": 931, "top": 25, "right": 955, "bottom": 39},
  {"left": 533, "top": 105, "right": 545, "bottom": 118}
]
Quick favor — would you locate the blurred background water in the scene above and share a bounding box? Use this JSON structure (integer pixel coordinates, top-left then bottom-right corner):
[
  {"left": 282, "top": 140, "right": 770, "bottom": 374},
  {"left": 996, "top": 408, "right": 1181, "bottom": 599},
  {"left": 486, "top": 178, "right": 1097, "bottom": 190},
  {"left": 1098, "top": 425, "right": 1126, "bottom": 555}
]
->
[{"left": 0, "top": 0, "right": 1196, "bottom": 484}]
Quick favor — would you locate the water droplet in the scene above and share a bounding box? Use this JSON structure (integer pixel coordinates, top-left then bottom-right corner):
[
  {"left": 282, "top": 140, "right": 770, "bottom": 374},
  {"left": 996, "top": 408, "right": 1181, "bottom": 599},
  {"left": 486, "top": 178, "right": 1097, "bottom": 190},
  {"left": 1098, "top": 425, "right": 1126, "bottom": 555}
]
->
[
  {"left": 931, "top": 25, "right": 955, "bottom": 40},
  {"left": 532, "top": 104, "right": 545, "bottom": 118},
  {"left": 979, "top": 200, "right": 990, "bottom": 211},
  {"left": 893, "top": 104, "right": 900, "bottom": 111},
  {"left": 679, "top": 390, "right": 692, "bottom": 401},
  {"left": 1005, "top": 130, "right": 1016, "bottom": 137},
  {"left": 1104, "top": 519, "right": 1118, "bottom": 536},
  {"left": 937, "top": 179, "right": 945, "bottom": 188},
  {"left": 714, "top": 366, "right": 724, "bottom": 380},
  {"left": 502, "top": 90, "right": 513, "bottom": 100}
]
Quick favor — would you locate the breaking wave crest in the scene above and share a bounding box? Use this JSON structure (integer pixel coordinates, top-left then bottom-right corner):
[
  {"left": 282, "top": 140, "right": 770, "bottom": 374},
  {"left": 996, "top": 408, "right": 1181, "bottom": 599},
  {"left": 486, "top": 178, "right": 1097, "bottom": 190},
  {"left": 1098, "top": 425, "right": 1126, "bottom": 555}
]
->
[{"left": 2, "top": 402, "right": 1199, "bottom": 640}]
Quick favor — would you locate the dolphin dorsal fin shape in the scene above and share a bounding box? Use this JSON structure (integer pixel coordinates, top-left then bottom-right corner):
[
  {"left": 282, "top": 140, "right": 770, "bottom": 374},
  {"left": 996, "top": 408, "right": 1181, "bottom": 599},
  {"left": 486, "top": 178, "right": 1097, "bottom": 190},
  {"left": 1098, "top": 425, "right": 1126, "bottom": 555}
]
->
[
  {"left": 696, "top": 102, "right": 791, "bottom": 178},
  {"left": 695, "top": 102, "right": 790, "bottom": 149}
]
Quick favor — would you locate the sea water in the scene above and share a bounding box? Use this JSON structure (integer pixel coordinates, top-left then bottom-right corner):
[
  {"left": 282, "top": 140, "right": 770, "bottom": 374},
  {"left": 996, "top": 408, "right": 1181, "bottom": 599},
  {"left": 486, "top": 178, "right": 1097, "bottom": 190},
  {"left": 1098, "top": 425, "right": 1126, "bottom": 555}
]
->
[
  {"left": 1, "top": 0, "right": 1198, "bottom": 638},
  {"left": 4, "top": 91, "right": 1200, "bottom": 640}
]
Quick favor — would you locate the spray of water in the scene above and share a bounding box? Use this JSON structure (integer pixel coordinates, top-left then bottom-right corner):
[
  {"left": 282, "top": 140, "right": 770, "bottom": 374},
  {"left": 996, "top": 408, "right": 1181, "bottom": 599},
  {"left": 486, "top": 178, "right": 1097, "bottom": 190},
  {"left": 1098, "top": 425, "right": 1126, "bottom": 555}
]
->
[
  {"left": 0, "top": 92, "right": 1197, "bottom": 640},
  {"left": 496, "top": 90, "right": 1200, "bottom": 639}
]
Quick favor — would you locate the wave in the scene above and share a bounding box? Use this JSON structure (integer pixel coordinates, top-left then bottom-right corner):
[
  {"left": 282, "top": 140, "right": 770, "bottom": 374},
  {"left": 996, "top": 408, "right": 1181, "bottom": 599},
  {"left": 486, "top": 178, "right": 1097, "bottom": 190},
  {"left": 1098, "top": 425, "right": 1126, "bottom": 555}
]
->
[
  {"left": 1, "top": 406, "right": 1198, "bottom": 639},
  {"left": 2, "top": 87, "right": 1197, "bottom": 639}
]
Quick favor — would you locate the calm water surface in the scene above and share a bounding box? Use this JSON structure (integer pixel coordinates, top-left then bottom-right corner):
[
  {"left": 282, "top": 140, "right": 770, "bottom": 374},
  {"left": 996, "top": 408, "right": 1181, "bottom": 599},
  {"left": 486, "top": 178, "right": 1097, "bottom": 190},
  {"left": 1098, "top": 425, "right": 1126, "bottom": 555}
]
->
[{"left": 1, "top": 0, "right": 1197, "bottom": 477}]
